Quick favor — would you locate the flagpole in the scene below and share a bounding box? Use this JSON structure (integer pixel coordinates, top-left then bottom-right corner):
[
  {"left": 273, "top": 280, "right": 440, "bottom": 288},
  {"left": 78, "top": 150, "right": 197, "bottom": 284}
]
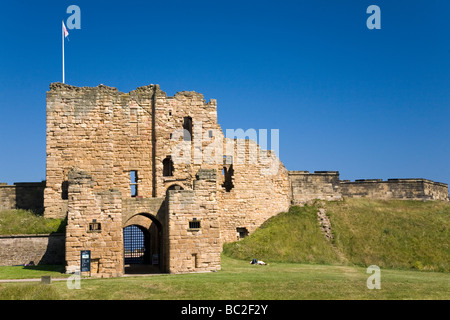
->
[{"left": 62, "top": 21, "right": 65, "bottom": 84}]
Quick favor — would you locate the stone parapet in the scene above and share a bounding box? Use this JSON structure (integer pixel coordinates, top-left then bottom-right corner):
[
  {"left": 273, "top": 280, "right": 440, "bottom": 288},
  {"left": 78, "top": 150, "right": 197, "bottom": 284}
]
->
[
  {"left": 289, "top": 171, "right": 449, "bottom": 203},
  {"left": 289, "top": 171, "right": 342, "bottom": 205},
  {"left": 340, "top": 178, "right": 449, "bottom": 202},
  {"left": 0, "top": 182, "right": 45, "bottom": 212}
]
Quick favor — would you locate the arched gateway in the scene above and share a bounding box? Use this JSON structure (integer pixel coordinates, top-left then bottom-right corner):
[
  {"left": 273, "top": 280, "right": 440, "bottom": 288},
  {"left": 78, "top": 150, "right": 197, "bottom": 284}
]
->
[
  {"left": 64, "top": 167, "right": 225, "bottom": 277},
  {"left": 123, "top": 212, "right": 164, "bottom": 274}
]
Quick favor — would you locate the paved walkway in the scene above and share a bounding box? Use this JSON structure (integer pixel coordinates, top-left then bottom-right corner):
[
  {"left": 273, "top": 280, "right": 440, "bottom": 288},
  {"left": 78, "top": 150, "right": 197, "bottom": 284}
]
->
[
  {"left": 0, "top": 277, "right": 70, "bottom": 283},
  {"left": 0, "top": 272, "right": 165, "bottom": 283}
]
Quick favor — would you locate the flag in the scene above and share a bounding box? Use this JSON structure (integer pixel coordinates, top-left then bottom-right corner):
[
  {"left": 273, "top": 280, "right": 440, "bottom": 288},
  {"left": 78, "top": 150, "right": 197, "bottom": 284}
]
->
[
  {"left": 62, "top": 21, "right": 69, "bottom": 39},
  {"left": 62, "top": 20, "right": 69, "bottom": 83}
]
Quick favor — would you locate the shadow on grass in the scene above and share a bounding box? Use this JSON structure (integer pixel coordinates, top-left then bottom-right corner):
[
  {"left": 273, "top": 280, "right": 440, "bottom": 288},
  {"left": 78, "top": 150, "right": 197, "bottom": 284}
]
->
[{"left": 23, "top": 264, "right": 65, "bottom": 273}]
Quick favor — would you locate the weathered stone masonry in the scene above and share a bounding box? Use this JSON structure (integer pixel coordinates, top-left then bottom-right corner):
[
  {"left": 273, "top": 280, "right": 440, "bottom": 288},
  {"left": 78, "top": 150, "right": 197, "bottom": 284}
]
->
[
  {"left": 289, "top": 171, "right": 341, "bottom": 205},
  {"left": 44, "top": 83, "right": 290, "bottom": 276},
  {"left": 0, "top": 233, "right": 65, "bottom": 266},
  {"left": 289, "top": 171, "right": 449, "bottom": 205},
  {"left": 65, "top": 168, "right": 124, "bottom": 277},
  {"left": 340, "top": 178, "right": 449, "bottom": 201},
  {"left": 0, "top": 182, "right": 45, "bottom": 212},
  {"left": 167, "top": 169, "right": 221, "bottom": 273}
]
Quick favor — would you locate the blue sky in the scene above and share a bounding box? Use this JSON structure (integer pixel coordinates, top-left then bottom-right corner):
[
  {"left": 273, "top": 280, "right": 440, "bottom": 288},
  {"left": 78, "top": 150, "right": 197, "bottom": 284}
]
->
[{"left": 0, "top": 0, "right": 449, "bottom": 184}]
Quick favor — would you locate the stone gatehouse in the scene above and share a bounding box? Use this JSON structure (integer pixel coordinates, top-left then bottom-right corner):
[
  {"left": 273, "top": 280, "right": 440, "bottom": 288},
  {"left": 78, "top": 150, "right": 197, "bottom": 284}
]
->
[
  {"left": 45, "top": 83, "right": 291, "bottom": 277},
  {"left": 1, "top": 82, "right": 447, "bottom": 277}
]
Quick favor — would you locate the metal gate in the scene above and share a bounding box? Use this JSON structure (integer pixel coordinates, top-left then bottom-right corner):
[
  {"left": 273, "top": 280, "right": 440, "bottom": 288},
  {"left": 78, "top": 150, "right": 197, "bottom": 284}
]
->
[{"left": 123, "top": 225, "right": 146, "bottom": 264}]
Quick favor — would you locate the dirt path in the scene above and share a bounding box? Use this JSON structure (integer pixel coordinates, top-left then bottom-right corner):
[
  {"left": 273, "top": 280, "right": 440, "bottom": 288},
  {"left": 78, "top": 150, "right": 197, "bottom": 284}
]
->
[{"left": 316, "top": 205, "right": 348, "bottom": 264}]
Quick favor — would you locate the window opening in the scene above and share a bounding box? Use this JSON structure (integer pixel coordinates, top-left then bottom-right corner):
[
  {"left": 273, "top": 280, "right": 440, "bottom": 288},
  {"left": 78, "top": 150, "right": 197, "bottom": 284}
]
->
[
  {"left": 163, "top": 156, "right": 174, "bottom": 177},
  {"left": 61, "top": 181, "right": 69, "bottom": 200},
  {"left": 130, "top": 170, "right": 138, "bottom": 197},
  {"left": 189, "top": 220, "right": 201, "bottom": 230},
  {"left": 222, "top": 165, "right": 234, "bottom": 192},
  {"left": 183, "top": 116, "right": 193, "bottom": 141},
  {"left": 237, "top": 227, "right": 249, "bottom": 239}
]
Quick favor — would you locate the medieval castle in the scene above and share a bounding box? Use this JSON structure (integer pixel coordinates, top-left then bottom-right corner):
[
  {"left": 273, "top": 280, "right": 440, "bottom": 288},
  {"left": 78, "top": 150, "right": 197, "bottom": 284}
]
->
[{"left": 0, "top": 83, "right": 448, "bottom": 277}]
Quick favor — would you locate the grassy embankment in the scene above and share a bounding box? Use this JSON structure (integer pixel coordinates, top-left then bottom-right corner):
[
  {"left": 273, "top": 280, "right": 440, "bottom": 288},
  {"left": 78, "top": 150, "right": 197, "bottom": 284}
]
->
[
  {"left": 0, "top": 209, "right": 66, "bottom": 235},
  {"left": 224, "top": 198, "right": 450, "bottom": 273}
]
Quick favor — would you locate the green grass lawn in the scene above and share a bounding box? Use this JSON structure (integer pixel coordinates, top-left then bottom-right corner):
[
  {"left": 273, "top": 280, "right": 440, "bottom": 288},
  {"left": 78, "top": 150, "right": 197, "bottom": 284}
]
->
[
  {"left": 0, "top": 265, "right": 67, "bottom": 280},
  {"left": 0, "top": 209, "right": 66, "bottom": 235},
  {"left": 326, "top": 198, "right": 450, "bottom": 272},
  {"left": 0, "top": 255, "right": 449, "bottom": 300}
]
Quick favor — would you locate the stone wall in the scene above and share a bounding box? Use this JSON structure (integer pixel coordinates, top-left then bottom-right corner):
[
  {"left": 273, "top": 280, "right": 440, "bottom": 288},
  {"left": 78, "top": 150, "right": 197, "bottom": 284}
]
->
[
  {"left": 340, "top": 178, "right": 449, "bottom": 201},
  {"left": 217, "top": 139, "right": 291, "bottom": 243},
  {"left": 0, "top": 183, "right": 15, "bottom": 211},
  {"left": 65, "top": 169, "right": 124, "bottom": 277},
  {"left": 0, "top": 182, "right": 45, "bottom": 212},
  {"left": 289, "top": 172, "right": 449, "bottom": 204},
  {"left": 122, "top": 197, "right": 165, "bottom": 226},
  {"left": 289, "top": 171, "right": 342, "bottom": 205},
  {"left": 422, "top": 180, "right": 449, "bottom": 201},
  {"left": 0, "top": 233, "right": 65, "bottom": 266},
  {"left": 166, "top": 169, "right": 221, "bottom": 273},
  {"left": 155, "top": 91, "right": 221, "bottom": 199},
  {"left": 45, "top": 84, "right": 155, "bottom": 218}
]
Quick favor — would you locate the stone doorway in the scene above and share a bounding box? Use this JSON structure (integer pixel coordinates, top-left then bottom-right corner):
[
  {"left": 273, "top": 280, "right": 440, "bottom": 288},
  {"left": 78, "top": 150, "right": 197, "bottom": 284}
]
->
[{"left": 123, "top": 213, "right": 164, "bottom": 274}]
